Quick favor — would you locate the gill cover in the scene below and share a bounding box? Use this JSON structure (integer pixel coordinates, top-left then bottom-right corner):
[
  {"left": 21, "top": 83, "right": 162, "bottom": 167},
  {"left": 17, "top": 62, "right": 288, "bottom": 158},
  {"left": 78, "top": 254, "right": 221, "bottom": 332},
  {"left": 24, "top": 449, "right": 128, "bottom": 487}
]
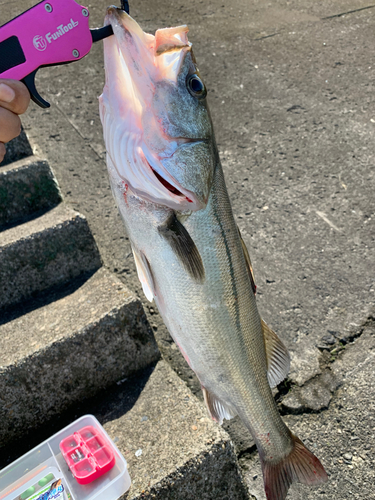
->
[{"left": 99, "top": 8, "right": 215, "bottom": 211}]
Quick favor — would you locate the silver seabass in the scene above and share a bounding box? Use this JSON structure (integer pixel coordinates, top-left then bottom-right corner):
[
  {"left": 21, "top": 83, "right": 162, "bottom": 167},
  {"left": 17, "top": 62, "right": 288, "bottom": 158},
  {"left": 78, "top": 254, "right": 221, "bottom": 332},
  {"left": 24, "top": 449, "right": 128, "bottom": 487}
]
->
[{"left": 99, "top": 8, "right": 328, "bottom": 500}]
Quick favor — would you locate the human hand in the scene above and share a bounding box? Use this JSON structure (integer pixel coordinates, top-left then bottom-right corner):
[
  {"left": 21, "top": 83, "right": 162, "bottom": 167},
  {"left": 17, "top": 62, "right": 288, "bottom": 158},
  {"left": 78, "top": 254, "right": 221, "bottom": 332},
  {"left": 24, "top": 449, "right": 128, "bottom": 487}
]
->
[{"left": 0, "top": 79, "right": 30, "bottom": 163}]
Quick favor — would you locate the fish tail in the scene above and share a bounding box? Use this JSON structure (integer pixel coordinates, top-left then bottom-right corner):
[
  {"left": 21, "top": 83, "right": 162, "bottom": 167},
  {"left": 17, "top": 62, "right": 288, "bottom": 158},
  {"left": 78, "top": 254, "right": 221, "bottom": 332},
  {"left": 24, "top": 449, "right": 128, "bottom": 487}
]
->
[{"left": 260, "top": 433, "right": 328, "bottom": 500}]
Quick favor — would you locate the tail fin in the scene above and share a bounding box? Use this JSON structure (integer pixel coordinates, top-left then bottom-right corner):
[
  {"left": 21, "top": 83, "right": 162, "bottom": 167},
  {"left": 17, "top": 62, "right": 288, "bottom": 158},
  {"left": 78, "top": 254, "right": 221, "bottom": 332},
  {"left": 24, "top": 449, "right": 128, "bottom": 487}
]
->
[{"left": 260, "top": 434, "right": 328, "bottom": 500}]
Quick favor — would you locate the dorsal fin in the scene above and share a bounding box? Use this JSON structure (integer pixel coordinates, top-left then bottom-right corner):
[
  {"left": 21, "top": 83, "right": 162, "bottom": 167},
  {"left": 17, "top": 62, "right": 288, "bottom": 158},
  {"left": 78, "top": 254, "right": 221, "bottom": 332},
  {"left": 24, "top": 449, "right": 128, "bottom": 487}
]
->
[
  {"left": 237, "top": 226, "right": 256, "bottom": 295},
  {"left": 132, "top": 247, "right": 155, "bottom": 302},
  {"left": 201, "top": 386, "right": 237, "bottom": 425},
  {"left": 262, "top": 319, "right": 290, "bottom": 388}
]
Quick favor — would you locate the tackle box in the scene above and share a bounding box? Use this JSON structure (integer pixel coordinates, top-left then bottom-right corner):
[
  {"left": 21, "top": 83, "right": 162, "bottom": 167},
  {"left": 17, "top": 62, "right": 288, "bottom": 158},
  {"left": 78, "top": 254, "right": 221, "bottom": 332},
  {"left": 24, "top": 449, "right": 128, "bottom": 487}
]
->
[{"left": 0, "top": 415, "right": 131, "bottom": 500}]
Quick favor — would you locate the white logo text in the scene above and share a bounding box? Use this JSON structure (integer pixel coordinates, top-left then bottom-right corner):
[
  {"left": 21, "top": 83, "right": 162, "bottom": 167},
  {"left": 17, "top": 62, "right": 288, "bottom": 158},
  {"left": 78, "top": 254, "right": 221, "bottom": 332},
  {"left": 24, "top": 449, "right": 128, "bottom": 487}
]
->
[{"left": 45, "top": 18, "right": 79, "bottom": 44}]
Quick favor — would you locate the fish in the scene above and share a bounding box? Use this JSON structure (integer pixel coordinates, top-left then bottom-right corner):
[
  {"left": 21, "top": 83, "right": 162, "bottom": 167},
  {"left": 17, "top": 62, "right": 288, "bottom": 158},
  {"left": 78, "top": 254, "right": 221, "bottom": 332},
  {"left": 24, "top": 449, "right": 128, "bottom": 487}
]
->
[{"left": 99, "top": 8, "right": 328, "bottom": 500}]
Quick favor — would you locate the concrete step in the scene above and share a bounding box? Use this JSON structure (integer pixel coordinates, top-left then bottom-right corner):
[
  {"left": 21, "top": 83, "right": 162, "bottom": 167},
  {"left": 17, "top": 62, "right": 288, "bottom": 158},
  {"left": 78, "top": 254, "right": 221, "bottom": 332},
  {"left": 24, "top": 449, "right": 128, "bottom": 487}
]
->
[
  {"left": 0, "top": 129, "right": 33, "bottom": 167},
  {"left": 106, "top": 361, "right": 249, "bottom": 500},
  {"left": 0, "top": 361, "right": 249, "bottom": 500},
  {"left": 0, "top": 267, "right": 160, "bottom": 447},
  {"left": 0, "top": 156, "right": 62, "bottom": 228},
  {"left": 0, "top": 204, "right": 101, "bottom": 310}
]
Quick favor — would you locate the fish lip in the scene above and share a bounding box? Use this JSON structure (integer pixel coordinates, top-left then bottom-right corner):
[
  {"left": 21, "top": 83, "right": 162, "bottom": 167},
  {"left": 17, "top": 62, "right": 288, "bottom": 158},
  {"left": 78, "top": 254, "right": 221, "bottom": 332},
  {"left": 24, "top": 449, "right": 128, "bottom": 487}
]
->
[
  {"left": 174, "top": 137, "right": 208, "bottom": 143},
  {"left": 106, "top": 6, "right": 127, "bottom": 18},
  {"left": 142, "top": 155, "right": 202, "bottom": 206},
  {"left": 140, "top": 140, "right": 209, "bottom": 207}
]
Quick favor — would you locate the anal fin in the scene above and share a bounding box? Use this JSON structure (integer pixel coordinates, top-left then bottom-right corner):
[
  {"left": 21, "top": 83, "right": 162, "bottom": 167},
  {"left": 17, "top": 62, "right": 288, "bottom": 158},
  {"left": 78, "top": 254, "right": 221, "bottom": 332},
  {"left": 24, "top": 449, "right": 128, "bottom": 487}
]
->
[
  {"left": 202, "top": 386, "right": 237, "bottom": 425},
  {"left": 262, "top": 319, "right": 290, "bottom": 388}
]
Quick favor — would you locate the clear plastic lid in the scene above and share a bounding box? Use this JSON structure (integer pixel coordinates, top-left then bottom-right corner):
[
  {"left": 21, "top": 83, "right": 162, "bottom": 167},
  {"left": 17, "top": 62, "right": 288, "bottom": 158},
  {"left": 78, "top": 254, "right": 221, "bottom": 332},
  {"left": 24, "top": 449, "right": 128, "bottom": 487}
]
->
[{"left": 0, "top": 415, "right": 131, "bottom": 500}]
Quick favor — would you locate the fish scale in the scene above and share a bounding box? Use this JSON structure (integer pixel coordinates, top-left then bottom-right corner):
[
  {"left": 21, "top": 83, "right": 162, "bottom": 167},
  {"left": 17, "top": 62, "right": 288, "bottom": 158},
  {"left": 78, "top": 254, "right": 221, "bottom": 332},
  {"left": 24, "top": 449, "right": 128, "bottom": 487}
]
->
[{"left": 99, "top": 7, "right": 328, "bottom": 499}]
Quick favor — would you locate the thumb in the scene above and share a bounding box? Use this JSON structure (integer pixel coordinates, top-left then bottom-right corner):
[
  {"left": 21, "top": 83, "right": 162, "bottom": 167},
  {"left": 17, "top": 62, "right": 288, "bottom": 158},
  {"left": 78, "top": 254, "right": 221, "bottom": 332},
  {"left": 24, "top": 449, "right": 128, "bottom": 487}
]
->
[{"left": 0, "top": 79, "right": 30, "bottom": 115}]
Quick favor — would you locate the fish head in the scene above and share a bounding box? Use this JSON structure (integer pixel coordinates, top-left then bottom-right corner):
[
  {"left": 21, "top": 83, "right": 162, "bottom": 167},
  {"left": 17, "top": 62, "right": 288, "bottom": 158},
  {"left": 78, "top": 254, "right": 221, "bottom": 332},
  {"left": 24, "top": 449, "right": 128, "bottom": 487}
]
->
[{"left": 99, "top": 8, "right": 216, "bottom": 211}]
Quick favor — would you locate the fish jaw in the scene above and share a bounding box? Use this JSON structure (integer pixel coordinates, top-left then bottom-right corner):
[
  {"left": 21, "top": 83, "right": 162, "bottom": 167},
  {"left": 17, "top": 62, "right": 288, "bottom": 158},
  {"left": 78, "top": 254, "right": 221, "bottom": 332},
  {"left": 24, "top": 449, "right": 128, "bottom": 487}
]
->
[{"left": 99, "top": 8, "right": 215, "bottom": 211}]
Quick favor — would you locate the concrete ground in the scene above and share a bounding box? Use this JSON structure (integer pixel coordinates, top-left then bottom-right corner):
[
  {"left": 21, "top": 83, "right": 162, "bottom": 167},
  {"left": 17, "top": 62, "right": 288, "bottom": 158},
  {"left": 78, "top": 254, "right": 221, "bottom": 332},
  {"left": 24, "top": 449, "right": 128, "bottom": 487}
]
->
[{"left": 1, "top": 0, "right": 375, "bottom": 497}]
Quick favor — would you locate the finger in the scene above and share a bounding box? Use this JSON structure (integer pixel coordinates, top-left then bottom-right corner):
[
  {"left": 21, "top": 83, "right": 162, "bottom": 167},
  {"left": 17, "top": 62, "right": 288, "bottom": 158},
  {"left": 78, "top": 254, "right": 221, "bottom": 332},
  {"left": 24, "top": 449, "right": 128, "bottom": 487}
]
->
[
  {"left": 0, "top": 79, "right": 30, "bottom": 115},
  {"left": 0, "top": 107, "right": 21, "bottom": 143},
  {"left": 0, "top": 142, "right": 5, "bottom": 163}
]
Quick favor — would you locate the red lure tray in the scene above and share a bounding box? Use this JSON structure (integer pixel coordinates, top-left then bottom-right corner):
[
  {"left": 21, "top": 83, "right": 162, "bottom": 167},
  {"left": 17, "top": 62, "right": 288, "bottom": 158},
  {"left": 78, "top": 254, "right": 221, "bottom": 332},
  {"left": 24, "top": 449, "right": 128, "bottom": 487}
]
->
[{"left": 60, "top": 426, "right": 116, "bottom": 485}]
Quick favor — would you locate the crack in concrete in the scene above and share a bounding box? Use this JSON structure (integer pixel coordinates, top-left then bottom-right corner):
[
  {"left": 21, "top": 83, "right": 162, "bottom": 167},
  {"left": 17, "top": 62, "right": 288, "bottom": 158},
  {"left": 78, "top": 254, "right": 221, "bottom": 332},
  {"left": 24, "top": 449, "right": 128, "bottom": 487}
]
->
[
  {"left": 277, "top": 315, "right": 375, "bottom": 415},
  {"left": 237, "top": 445, "right": 257, "bottom": 461},
  {"left": 279, "top": 368, "right": 338, "bottom": 415},
  {"left": 53, "top": 101, "right": 104, "bottom": 162},
  {"left": 254, "top": 33, "right": 280, "bottom": 41},
  {"left": 322, "top": 5, "right": 375, "bottom": 19},
  {"left": 326, "top": 314, "right": 374, "bottom": 352},
  {"left": 249, "top": 5, "right": 375, "bottom": 44}
]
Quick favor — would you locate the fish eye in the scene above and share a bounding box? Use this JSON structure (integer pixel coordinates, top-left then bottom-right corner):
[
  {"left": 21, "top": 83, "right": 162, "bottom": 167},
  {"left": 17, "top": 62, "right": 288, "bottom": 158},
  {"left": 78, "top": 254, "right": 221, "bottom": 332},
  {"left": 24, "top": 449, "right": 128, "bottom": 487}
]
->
[{"left": 187, "top": 74, "right": 207, "bottom": 99}]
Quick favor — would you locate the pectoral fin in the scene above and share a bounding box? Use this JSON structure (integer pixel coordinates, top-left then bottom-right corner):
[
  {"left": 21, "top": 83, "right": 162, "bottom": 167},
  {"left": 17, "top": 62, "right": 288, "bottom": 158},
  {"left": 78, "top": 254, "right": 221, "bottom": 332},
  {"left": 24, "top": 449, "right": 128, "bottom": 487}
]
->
[
  {"left": 132, "top": 247, "right": 155, "bottom": 302},
  {"left": 158, "top": 213, "right": 205, "bottom": 282},
  {"left": 202, "top": 386, "right": 237, "bottom": 425},
  {"left": 237, "top": 226, "right": 256, "bottom": 295},
  {"left": 262, "top": 319, "right": 290, "bottom": 388}
]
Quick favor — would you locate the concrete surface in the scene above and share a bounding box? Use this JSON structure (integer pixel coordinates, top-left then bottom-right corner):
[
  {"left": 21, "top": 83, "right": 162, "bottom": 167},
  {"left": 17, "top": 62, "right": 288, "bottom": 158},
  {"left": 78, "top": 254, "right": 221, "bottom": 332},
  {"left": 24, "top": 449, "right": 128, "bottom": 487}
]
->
[
  {"left": 0, "top": 0, "right": 374, "bottom": 498},
  {"left": 0, "top": 129, "right": 33, "bottom": 167},
  {"left": 0, "top": 204, "right": 101, "bottom": 309},
  {"left": 0, "top": 267, "right": 159, "bottom": 447},
  {"left": 0, "top": 156, "right": 62, "bottom": 227}
]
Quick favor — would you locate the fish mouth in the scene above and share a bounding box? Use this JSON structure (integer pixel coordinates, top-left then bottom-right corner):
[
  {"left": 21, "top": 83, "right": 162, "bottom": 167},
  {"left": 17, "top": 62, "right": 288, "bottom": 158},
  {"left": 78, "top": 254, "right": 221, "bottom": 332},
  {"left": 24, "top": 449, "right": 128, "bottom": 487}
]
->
[
  {"left": 146, "top": 141, "right": 206, "bottom": 204},
  {"left": 100, "top": 8, "right": 207, "bottom": 211},
  {"left": 151, "top": 169, "right": 189, "bottom": 199}
]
